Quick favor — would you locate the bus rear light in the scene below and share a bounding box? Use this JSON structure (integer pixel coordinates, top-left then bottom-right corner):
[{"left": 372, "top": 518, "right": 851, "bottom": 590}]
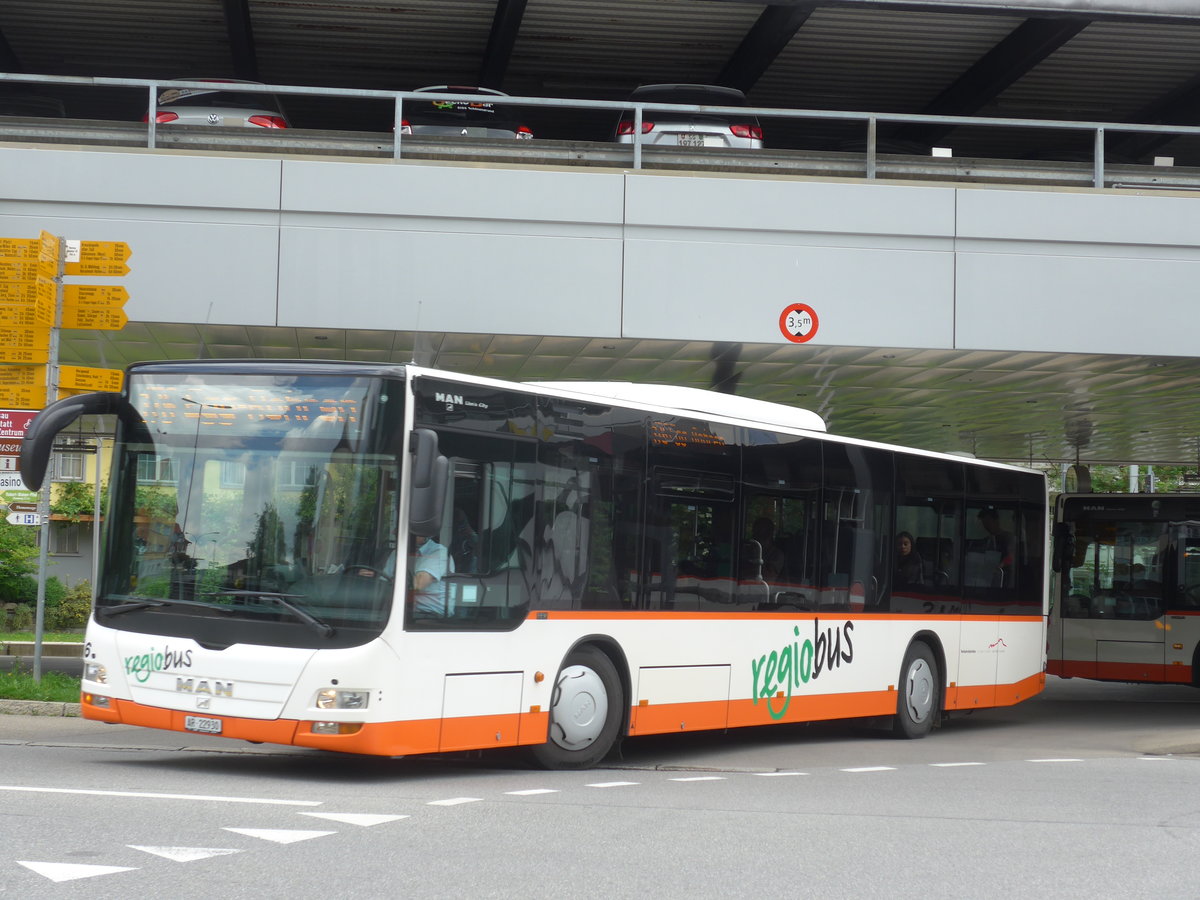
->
[
  {"left": 311, "top": 722, "right": 363, "bottom": 735},
  {"left": 84, "top": 693, "right": 111, "bottom": 708}
]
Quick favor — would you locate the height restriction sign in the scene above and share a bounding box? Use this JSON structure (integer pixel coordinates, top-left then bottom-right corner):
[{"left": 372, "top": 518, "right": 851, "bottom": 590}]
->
[{"left": 779, "top": 303, "right": 819, "bottom": 344}]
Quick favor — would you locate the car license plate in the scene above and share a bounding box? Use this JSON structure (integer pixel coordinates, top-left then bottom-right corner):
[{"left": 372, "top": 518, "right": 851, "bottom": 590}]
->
[
  {"left": 679, "top": 133, "right": 704, "bottom": 147},
  {"left": 184, "top": 715, "right": 222, "bottom": 734}
]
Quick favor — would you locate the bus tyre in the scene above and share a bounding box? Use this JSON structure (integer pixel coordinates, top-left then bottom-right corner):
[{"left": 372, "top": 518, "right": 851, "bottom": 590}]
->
[
  {"left": 530, "top": 646, "right": 623, "bottom": 770},
  {"left": 893, "top": 641, "right": 938, "bottom": 739}
]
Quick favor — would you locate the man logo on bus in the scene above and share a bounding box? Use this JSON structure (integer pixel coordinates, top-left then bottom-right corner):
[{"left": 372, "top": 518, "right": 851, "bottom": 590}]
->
[{"left": 751, "top": 619, "right": 855, "bottom": 720}]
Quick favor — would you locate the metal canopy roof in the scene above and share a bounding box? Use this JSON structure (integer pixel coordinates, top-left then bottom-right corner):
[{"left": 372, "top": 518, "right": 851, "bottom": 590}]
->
[
  {"left": 4, "top": 0, "right": 1200, "bottom": 158},
  {"left": 5, "top": 0, "right": 1200, "bottom": 468}
]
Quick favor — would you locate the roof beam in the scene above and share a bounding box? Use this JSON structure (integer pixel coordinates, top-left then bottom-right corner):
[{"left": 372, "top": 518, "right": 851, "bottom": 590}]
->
[
  {"left": 718, "top": 3, "right": 816, "bottom": 93},
  {"left": 893, "top": 16, "right": 1088, "bottom": 144},
  {"left": 220, "top": 0, "right": 260, "bottom": 81},
  {"left": 1111, "top": 74, "right": 1200, "bottom": 159},
  {"left": 0, "top": 26, "right": 21, "bottom": 72},
  {"left": 479, "top": 0, "right": 529, "bottom": 89}
]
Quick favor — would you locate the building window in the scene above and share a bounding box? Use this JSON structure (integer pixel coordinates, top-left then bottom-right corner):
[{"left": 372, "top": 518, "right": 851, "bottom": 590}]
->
[
  {"left": 137, "top": 454, "right": 177, "bottom": 485},
  {"left": 51, "top": 523, "right": 80, "bottom": 555},
  {"left": 55, "top": 451, "right": 86, "bottom": 482},
  {"left": 277, "top": 460, "right": 317, "bottom": 490},
  {"left": 220, "top": 460, "right": 246, "bottom": 488}
]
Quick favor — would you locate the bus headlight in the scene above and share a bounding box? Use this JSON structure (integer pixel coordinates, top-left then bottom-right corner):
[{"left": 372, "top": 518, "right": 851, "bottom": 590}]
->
[
  {"left": 84, "top": 663, "right": 108, "bottom": 684},
  {"left": 315, "top": 689, "right": 370, "bottom": 710}
]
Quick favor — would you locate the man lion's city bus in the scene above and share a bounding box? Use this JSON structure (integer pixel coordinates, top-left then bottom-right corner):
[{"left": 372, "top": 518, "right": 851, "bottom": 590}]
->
[
  {"left": 1050, "top": 492, "right": 1200, "bottom": 685},
  {"left": 21, "top": 361, "right": 1048, "bottom": 768}
]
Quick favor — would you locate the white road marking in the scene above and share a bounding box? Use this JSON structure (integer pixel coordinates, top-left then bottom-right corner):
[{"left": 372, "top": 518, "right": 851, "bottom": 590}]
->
[
  {"left": 669, "top": 776, "right": 725, "bottom": 782},
  {"left": 505, "top": 789, "right": 559, "bottom": 795},
  {"left": 841, "top": 766, "right": 896, "bottom": 772},
  {"left": 0, "top": 784, "right": 320, "bottom": 806},
  {"left": 1027, "top": 758, "right": 1083, "bottom": 763},
  {"left": 754, "top": 771, "right": 807, "bottom": 777},
  {"left": 300, "top": 812, "right": 409, "bottom": 826},
  {"left": 586, "top": 781, "right": 640, "bottom": 788},
  {"left": 427, "top": 797, "right": 482, "bottom": 806},
  {"left": 223, "top": 828, "right": 335, "bottom": 844},
  {"left": 128, "top": 846, "right": 243, "bottom": 862},
  {"left": 930, "top": 762, "right": 986, "bottom": 767},
  {"left": 18, "top": 861, "right": 138, "bottom": 882},
  {"left": 1137, "top": 756, "right": 1174, "bottom": 761}
]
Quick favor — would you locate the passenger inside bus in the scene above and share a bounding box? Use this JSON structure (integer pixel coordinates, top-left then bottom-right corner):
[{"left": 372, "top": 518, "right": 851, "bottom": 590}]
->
[{"left": 895, "top": 531, "right": 924, "bottom": 587}]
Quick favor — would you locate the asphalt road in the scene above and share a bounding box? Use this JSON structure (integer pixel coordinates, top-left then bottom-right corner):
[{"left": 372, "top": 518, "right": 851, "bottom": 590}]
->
[{"left": 2, "top": 676, "right": 1199, "bottom": 898}]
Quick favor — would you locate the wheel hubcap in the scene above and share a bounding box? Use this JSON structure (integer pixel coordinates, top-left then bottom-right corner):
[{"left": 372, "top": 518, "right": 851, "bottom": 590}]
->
[
  {"left": 550, "top": 665, "right": 609, "bottom": 750},
  {"left": 905, "top": 658, "right": 934, "bottom": 723}
]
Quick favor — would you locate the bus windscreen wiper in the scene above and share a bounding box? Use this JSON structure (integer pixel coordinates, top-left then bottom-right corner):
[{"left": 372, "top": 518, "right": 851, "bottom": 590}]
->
[
  {"left": 103, "top": 596, "right": 240, "bottom": 617},
  {"left": 209, "top": 590, "right": 335, "bottom": 638}
]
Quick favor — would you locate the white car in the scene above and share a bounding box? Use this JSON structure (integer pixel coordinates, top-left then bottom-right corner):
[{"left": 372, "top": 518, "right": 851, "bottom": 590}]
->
[
  {"left": 615, "top": 84, "right": 763, "bottom": 149},
  {"left": 145, "top": 79, "right": 289, "bottom": 128}
]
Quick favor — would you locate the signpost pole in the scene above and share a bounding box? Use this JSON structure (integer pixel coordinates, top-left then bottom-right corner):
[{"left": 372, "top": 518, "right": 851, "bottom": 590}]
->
[{"left": 32, "top": 235, "right": 63, "bottom": 682}]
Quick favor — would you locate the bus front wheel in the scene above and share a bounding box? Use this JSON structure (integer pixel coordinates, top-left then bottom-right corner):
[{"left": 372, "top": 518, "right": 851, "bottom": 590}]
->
[
  {"left": 530, "top": 646, "right": 622, "bottom": 770},
  {"left": 894, "top": 641, "right": 939, "bottom": 739}
]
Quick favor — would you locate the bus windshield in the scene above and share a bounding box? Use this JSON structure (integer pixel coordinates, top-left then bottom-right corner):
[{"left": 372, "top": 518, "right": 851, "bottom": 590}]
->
[{"left": 96, "top": 370, "right": 403, "bottom": 649}]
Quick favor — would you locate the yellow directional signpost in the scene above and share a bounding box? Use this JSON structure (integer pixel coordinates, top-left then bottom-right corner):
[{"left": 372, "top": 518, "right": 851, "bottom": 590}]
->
[
  {"left": 60, "top": 365, "right": 123, "bottom": 392},
  {"left": 63, "top": 284, "right": 129, "bottom": 307},
  {"left": 61, "top": 307, "right": 129, "bottom": 330}
]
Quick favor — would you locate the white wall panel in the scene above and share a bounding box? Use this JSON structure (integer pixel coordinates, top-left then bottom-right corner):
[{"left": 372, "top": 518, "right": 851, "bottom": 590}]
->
[
  {"left": 622, "top": 240, "right": 955, "bottom": 347},
  {"left": 624, "top": 173, "right": 956, "bottom": 240},
  {"left": 956, "top": 252, "right": 1200, "bottom": 355},
  {"left": 277, "top": 225, "right": 623, "bottom": 335}
]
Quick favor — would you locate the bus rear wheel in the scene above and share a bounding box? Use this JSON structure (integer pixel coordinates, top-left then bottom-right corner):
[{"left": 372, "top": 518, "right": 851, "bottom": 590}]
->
[
  {"left": 893, "top": 641, "right": 938, "bottom": 739},
  {"left": 530, "top": 646, "right": 622, "bottom": 770}
]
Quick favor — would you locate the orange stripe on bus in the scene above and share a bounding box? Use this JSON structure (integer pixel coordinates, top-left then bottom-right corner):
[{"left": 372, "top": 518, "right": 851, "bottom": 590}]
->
[
  {"left": 80, "top": 670, "right": 1045, "bottom": 756},
  {"left": 81, "top": 696, "right": 550, "bottom": 757}
]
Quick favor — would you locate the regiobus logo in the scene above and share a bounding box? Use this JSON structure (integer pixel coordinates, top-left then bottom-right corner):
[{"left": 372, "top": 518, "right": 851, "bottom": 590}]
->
[{"left": 751, "top": 619, "right": 855, "bottom": 720}]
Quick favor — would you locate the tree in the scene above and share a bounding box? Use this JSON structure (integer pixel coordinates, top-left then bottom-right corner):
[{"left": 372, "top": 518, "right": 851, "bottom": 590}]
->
[{"left": 0, "top": 521, "right": 39, "bottom": 603}]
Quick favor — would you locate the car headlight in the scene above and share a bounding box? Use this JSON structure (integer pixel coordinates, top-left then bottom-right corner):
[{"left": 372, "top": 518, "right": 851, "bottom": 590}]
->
[
  {"left": 84, "top": 662, "right": 108, "bottom": 684},
  {"left": 315, "top": 689, "right": 369, "bottom": 710}
]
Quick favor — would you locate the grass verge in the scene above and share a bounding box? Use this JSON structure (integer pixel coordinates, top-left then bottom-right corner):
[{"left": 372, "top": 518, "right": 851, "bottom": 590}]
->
[
  {"left": 0, "top": 632, "right": 84, "bottom": 642},
  {"left": 0, "top": 665, "right": 81, "bottom": 703}
]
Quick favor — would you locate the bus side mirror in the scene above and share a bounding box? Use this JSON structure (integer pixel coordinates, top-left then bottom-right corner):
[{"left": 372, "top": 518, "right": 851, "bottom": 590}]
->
[
  {"left": 1051, "top": 522, "right": 1073, "bottom": 573},
  {"left": 19, "top": 392, "right": 141, "bottom": 490},
  {"left": 408, "top": 428, "right": 448, "bottom": 537}
]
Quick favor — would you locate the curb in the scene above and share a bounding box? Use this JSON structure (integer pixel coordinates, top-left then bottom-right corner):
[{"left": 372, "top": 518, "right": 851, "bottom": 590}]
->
[{"left": 0, "top": 699, "right": 82, "bottom": 717}]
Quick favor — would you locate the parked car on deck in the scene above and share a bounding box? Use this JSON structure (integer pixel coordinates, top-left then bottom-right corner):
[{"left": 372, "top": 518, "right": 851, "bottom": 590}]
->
[
  {"left": 401, "top": 86, "right": 532, "bottom": 139},
  {"left": 615, "top": 84, "right": 763, "bottom": 149},
  {"left": 144, "top": 79, "right": 289, "bottom": 128}
]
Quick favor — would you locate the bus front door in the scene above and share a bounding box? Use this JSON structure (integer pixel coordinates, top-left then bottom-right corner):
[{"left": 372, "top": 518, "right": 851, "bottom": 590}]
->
[{"left": 1057, "top": 518, "right": 1166, "bottom": 683}]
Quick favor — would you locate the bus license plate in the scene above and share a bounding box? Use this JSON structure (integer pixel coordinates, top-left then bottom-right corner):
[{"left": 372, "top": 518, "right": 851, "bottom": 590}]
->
[{"left": 184, "top": 715, "right": 222, "bottom": 735}]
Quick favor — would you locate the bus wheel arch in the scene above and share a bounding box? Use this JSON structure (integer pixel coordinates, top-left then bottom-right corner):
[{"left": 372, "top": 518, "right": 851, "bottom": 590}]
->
[
  {"left": 530, "top": 638, "right": 628, "bottom": 769},
  {"left": 893, "top": 635, "right": 943, "bottom": 739}
]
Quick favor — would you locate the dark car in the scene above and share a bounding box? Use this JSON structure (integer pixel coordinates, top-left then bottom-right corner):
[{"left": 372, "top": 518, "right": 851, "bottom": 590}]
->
[
  {"left": 615, "top": 84, "right": 763, "bottom": 149},
  {"left": 401, "top": 86, "right": 532, "bottom": 139}
]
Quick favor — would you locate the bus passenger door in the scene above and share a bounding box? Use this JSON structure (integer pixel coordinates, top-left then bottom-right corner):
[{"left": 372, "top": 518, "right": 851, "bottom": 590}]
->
[
  {"left": 1058, "top": 517, "right": 1165, "bottom": 682},
  {"left": 1164, "top": 523, "right": 1200, "bottom": 683}
]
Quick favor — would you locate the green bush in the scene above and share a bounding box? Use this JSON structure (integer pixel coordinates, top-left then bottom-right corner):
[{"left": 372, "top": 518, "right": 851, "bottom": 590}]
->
[{"left": 46, "top": 581, "right": 92, "bottom": 630}]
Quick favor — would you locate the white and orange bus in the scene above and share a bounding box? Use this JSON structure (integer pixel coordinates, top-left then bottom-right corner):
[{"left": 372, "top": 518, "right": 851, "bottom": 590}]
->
[
  {"left": 1050, "top": 492, "right": 1200, "bottom": 685},
  {"left": 21, "top": 361, "right": 1048, "bottom": 768}
]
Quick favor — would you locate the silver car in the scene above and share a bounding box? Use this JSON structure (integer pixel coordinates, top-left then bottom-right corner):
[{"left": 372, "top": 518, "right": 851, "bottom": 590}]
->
[
  {"left": 400, "top": 86, "right": 532, "bottom": 139},
  {"left": 145, "top": 79, "right": 289, "bottom": 128},
  {"left": 615, "top": 84, "right": 763, "bottom": 149}
]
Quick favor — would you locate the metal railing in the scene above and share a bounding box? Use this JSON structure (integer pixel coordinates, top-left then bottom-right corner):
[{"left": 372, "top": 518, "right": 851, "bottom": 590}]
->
[{"left": 3, "top": 72, "right": 1200, "bottom": 189}]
